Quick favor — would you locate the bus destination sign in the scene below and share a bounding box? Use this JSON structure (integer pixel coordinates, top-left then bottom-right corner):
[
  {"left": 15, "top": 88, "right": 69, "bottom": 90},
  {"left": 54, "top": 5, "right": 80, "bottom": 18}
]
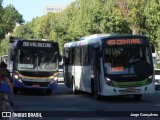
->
[
  {"left": 107, "top": 39, "right": 142, "bottom": 45},
  {"left": 22, "top": 41, "right": 52, "bottom": 48}
]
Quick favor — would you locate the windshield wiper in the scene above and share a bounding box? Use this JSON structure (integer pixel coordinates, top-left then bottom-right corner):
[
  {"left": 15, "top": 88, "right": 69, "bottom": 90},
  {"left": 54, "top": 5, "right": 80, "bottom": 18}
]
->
[{"left": 40, "top": 52, "right": 58, "bottom": 70}]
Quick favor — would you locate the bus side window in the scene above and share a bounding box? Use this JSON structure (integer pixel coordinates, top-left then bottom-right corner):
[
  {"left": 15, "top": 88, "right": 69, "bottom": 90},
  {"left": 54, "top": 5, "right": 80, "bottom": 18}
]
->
[
  {"left": 82, "top": 45, "right": 89, "bottom": 65},
  {"left": 68, "top": 48, "right": 71, "bottom": 65},
  {"left": 68, "top": 48, "right": 74, "bottom": 65},
  {"left": 75, "top": 47, "right": 81, "bottom": 66}
]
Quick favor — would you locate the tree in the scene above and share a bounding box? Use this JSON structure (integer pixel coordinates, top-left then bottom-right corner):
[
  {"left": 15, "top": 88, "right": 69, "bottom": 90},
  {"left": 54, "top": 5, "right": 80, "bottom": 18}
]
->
[
  {"left": 100, "top": 0, "right": 131, "bottom": 34},
  {"left": 0, "top": 37, "right": 9, "bottom": 57},
  {"left": 0, "top": 1, "right": 24, "bottom": 56},
  {"left": 14, "top": 22, "right": 34, "bottom": 39},
  {"left": 113, "top": 0, "right": 147, "bottom": 34},
  {"left": 145, "top": 0, "right": 160, "bottom": 48},
  {"left": 2, "top": 4, "right": 24, "bottom": 35},
  {"left": 0, "top": 0, "right": 4, "bottom": 40},
  {"left": 12, "top": 0, "right": 160, "bottom": 52}
]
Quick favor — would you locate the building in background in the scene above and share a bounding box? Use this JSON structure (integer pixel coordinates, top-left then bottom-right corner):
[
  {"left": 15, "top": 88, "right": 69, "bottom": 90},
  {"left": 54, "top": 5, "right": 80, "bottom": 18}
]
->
[{"left": 44, "top": 5, "right": 66, "bottom": 14}]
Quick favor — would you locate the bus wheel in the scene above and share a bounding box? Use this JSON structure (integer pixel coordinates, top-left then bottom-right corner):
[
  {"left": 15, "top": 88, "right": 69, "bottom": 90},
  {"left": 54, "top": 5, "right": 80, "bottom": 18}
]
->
[
  {"left": 134, "top": 94, "right": 142, "bottom": 100},
  {"left": 72, "top": 78, "right": 78, "bottom": 94},
  {"left": 13, "top": 88, "right": 18, "bottom": 94},
  {"left": 94, "top": 87, "right": 101, "bottom": 100},
  {"left": 46, "top": 89, "right": 52, "bottom": 95},
  {"left": 92, "top": 81, "right": 101, "bottom": 100}
]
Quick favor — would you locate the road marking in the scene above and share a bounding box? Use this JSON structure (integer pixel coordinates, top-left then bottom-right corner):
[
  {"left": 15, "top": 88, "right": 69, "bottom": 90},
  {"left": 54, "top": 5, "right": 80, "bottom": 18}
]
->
[{"left": 58, "top": 83, "right": 64, "bottom": 85}]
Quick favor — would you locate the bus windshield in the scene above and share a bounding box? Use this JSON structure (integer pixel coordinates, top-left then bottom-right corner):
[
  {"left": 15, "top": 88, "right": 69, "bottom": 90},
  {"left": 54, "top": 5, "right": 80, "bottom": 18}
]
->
[
  {"left": 16, "top": 49, "right": 58, "bottom": 72},
  {"left": 103, "top": 46, "right": 152, "bottom": 75}
]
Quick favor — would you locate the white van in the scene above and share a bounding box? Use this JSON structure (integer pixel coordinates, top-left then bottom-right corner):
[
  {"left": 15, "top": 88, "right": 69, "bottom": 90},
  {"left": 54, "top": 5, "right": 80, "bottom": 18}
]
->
[{"left": 155, "top": 69, "right": 160, "bottom": 89}]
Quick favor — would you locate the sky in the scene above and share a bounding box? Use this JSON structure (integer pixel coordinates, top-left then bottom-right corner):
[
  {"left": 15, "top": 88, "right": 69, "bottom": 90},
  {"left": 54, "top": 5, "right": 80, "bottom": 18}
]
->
[{"left": 2, "top": 0, "right": 74, "bottom": 22}]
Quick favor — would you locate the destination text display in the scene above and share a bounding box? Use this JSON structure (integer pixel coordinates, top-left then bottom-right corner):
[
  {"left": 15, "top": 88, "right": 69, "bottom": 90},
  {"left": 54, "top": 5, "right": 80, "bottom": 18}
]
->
[
  {"left": 107, "top": 39, "right": 142, "bottom": 45},
  {"left": 23, "top": 42, "right": 52, "bottom": 48}
]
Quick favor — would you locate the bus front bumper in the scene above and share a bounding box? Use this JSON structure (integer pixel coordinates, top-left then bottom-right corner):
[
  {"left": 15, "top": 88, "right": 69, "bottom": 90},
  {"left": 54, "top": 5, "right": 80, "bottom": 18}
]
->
[
  {"left": 101, "top": 82, "right": 155, "bottom": 96},
  {"left": 13, "top": 79, "right": 58, "bottom": 90}
]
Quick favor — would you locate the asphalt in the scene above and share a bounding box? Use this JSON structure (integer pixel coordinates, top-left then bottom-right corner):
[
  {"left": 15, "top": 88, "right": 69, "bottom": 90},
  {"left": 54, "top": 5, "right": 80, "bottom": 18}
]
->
[{"left": 1, "top": 103, "right": 21, "bottom": 120}]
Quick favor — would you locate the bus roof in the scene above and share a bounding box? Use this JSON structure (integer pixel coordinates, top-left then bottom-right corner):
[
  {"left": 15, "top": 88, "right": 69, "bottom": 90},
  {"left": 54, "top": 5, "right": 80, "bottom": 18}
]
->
[
  {"left": 9, "top": 36, "right": 56, "bottom": 43},
  {"left": 64, "top": 34, "right": 149, "bottom": 48}
]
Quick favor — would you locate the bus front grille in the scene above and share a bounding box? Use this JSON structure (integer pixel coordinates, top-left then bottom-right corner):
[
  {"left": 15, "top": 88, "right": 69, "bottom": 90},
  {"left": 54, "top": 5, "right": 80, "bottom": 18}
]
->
[{"left": 23, "top": 81, "right": 49, "bottom": 87}]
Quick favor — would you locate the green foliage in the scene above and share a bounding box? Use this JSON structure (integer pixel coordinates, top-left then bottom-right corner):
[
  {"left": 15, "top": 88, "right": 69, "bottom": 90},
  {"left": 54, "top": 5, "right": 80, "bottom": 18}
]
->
[
  {"left": 0, "top": 4, "right": 24, "bottom": 40},
  {"left": 0, "top": 1, "right": 24, "bottom": 57},
  {"left": 155, "top": 63, "right": 160, "bottom": 69},
  {"left": 0, "top": 0, "right": 4, "bottom": 39},
  {"left": 14, "top": 22, "right": 34, "bottom": 39},
  {"left": 112, "top": 0, "right": 148, "bottom": 34},
  {"left": 144, "top": 0, "right": 160, "bottom": 48},
  {"left": 0, "top": 37, "right": 9, "bottom": 57},
  {"left": 1, "top": 0, "right": 160, "bottom": 53}
]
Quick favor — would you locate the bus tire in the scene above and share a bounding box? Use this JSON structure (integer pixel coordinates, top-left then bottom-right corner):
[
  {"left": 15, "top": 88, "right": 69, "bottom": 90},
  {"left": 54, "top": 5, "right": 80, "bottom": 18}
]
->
[
  {"left": 91, "top": 80, "right": 101, "bottom": 100},
  {"left": 94, "top": 87, "right": 101, "bottom": 100},
  {"left": 91, "top": 80, "right": 95, "bottom": 94},
  {"left": 46, "top": 89, "right": 52, "bottom": 95},
  {"left": 134, "top": 94, "right": 142, "bottom": 100},
  {"left": 13, "top": 88, "right": 18, "bottom": 94},
  {"left": 72, "top": 78, "right": 79, "bottom": 94}
]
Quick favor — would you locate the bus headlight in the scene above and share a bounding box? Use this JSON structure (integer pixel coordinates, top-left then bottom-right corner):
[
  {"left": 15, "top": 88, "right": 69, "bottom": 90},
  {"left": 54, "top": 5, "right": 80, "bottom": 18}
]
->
[
  {"left": 106, "top": 77, "right": 110, "bottom": 81},
  {"left": 14, "top": 74, "right": 19, "bottom": 79},
  {"left": 51, "top": 77, "right": 58, "bottom": 83},
  {"left": 105, "top": 77, "right": 113, "bottom": 86},
  {"left": 147, "top": 76, "right": 153, "bottom": 84},
  {"left": 14, "top": 73, "right": 22, "bottom": 82}
]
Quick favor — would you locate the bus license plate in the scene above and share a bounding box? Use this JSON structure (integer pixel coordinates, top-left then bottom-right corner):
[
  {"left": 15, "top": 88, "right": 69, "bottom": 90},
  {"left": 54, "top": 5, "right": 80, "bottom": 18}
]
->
[
  {"left": 32, "top": 84, "right": 40, "bottom": 87},
  {"left": 125, "top": 87, "right": 135, "bottom": 92}
]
